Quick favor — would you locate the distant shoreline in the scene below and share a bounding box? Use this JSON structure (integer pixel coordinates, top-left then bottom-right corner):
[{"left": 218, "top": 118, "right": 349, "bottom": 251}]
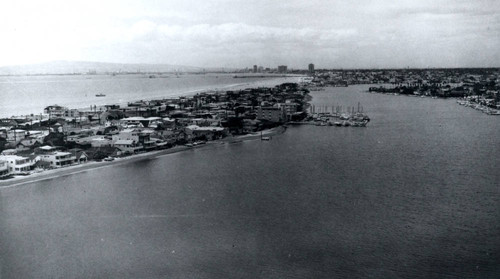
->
[{"left": 0, "top": 74, "right": 303, "bottom": 118}]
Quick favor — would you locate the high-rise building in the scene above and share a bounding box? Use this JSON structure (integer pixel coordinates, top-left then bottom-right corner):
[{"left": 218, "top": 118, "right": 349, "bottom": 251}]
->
[
  {"left": 308, "top": 63, "right": 315, "bottom": 73},
  {"left": 277, "top": 65, "right": 287, "bottom": 73},
  {"left": 253, "top": 65, "right": 258, "bottom": 73}
]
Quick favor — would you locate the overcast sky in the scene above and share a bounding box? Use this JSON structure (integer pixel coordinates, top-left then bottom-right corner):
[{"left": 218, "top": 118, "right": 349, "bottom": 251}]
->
[{"left": 1, "top": 0, "right": 499, "bottom": 69}]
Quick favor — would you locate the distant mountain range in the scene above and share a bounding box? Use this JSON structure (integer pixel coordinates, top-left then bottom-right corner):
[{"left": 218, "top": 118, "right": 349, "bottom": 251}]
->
[{"left": 0, "top": 61, "right": 233, "bottom": 75}]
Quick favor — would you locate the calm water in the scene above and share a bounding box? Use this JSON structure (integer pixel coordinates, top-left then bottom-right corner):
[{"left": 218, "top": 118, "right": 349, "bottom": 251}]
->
[
  {"left": 1, "top": 85, "right": 499, "bottom": 278},
  {"left": 0, "top": 74, "right": 299, "bottom": 117}
]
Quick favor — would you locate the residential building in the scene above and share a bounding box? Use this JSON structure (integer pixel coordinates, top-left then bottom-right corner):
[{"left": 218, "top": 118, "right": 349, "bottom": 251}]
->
[
  {"left": 90, "top": 137, "right": 113, "bottom": 148},
  {"left": 39, "top": 152, "right": 76, "bottom": 168},
  {"left": 112, "top": 128, "right": 153, "bottom": 150},
  {"left": 257, "top": 106, "right": 286, "bottom": 123},
  {"left": 0, "top": 160, "right": 9, "bottom": 178},
  {"left": 75, "top": 151, "right": 88, "bottom": 164},
  {"left": 119, "top": 117, "right": 163, "bottom": 128},
  {"left": 44, "top": 105, "right": 68, "bottom": 119},
  {"left": 7, "top": 129, "right": 27, "bottom": 143},
  {"left": 0, "top": 155, "right": 35, "bottom": 174},
  {"left": 278, "top": 103, "right": 298, "bottom": 120},
  {"left": 113, "top": 139, "right": 142, "bottom": 153}
]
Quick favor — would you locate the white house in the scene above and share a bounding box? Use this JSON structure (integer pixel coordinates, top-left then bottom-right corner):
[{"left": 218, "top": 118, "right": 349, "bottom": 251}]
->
[
  {"left": 0, "top": 155, "right": 35, "bottom": 174},
  {"left": 0, "top": 160, "right": 10, "bottom": 178},
  {"left": 39, "top": 152, "right": 76, "bottom": 168}
]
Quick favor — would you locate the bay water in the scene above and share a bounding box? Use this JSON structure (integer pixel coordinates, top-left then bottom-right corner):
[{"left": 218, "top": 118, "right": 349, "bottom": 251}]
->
[{"left": 0, "top": 85, "right": 499, "bottom": 278}]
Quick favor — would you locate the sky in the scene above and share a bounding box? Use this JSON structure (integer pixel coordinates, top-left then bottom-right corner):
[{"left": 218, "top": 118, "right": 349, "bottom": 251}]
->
[{"left": 1, "top": 0, "right": 499, "bottom": 69}]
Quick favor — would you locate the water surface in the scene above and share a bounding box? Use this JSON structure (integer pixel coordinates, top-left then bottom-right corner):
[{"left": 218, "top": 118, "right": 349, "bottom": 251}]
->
[{"left": 0, "top": 85, "right": 499, "bottom": 278}]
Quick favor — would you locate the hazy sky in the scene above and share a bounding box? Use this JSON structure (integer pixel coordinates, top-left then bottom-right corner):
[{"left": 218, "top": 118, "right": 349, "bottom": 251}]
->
[{"left": 1, "top": 0, "right": 499, "bottom": 68}]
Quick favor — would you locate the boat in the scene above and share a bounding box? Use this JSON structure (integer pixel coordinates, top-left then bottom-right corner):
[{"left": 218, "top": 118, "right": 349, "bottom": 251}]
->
[
  {"left": 260, "top": 130, "right": 271, "bottom": 141},
  {"left": 96, "top": 93, "right": 106, "bottom": 97},
  {"left": 339, "top": 113, "right": 350, "bottom": 120},
  {"left": 486, "top": 109, "right": 500, "bottom": 115},
  {"left": 350, "top": 120, "right": 368, "bottom": 127}
]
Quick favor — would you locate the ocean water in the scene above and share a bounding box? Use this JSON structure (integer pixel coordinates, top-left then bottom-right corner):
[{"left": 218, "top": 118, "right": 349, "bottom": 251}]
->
[
  {"left": 0, "top": 85, "right": 499, "bottom": 278},
  {"left": 0, "top": 74, "right": 300, "bottom": 117}
]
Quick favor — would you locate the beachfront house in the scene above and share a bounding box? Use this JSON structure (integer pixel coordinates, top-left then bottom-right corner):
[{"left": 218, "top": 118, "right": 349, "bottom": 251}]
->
[
  {"left": 39, "top": 151, "right": 76, "bottom": 168},
  {"left": 113, "top": 139, "right": 142, "bottom": 153},
  {"left": 0, "top": 160, "right": 10, "bottom": 178},
  {"left": 76, "top": 151, "right": 88, "bottom": 164},
  {"left": 0, "top": 155, "right": 35, "bottom": 175}
]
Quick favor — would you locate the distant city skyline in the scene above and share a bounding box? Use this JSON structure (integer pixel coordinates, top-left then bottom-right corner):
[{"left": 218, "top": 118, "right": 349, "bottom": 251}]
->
[{"left": 1, "top": 0, "right": 499, "bottom": 69}]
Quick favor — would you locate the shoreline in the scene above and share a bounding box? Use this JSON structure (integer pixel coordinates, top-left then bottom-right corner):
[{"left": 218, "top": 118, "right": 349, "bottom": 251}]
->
[{"left": 0, "top": 126, "right": 287, "bottom": 189}]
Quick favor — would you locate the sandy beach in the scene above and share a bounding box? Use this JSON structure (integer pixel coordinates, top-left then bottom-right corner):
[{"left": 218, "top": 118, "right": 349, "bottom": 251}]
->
[{"left": 0, "top": 126, "right": 286, "bottom": 189}]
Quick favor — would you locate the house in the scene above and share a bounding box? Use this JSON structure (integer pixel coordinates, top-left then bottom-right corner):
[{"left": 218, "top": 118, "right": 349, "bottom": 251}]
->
[
  {"left": 90, "top": 137, "right": 113, "bottom": 148},
  {"left": 112, "top": 128, "right": 152, "bottom": 148},
  {"left": 39, "top": 151, "right": 76, "bottom": 168},
  {"left": 7, "top": 129, "right": 27, "bottom": 143},
  {"left": 113, "top": 139, "right": 142, "bottom": 153},
  {"left": 120, "top": 117, "right": 163, "bottom": 128},
  {"left": 16, "top": 137, "right": 43, "bottom": 151},
  {"left": 0, "top": 155, "right": 35, "bottom": 174},
  {"left": 0, "top": 160, "right": 10, "bottom": 178},
  {"left": 156, "top": 130, "right": 178, "bottom": 144},
  {"left": 75, "top": 151, "right": 88, "bottom": 164},
  {"left": 1, "top": 149, "right": 17, "bottom": 155},
  {"left": 44, "top": 105, "right": 68, "bottom": 119}
]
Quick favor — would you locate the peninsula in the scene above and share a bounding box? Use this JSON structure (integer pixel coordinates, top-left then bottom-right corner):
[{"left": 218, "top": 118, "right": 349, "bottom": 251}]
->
[{"left": 0, "top": 82, "right": 311, "bottom": 183}]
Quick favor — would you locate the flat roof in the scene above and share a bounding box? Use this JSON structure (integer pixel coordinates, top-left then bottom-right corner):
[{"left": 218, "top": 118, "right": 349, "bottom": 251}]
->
[
  {"left": 0, "top": 155, "right": 29, "bottom": 159},
  {"left": 122, "top": 117, "right": 162, "bottom": 121},
  {"left": 114, "top": 139, "right": 134, "bottom": 145}
]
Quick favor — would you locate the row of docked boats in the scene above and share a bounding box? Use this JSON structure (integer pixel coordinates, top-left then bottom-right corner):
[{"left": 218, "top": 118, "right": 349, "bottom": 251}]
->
[{"left": 313, "top": 112, "right": 371, "bottom": 127}]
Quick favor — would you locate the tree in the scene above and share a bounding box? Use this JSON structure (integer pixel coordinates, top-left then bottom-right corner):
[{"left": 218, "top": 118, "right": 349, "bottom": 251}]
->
[
  {"left": 0, "top": 137, "right": 6, "bottom": 152},
  {"left": 43, "top": 132, "right": 65, "bottom": 146}
]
